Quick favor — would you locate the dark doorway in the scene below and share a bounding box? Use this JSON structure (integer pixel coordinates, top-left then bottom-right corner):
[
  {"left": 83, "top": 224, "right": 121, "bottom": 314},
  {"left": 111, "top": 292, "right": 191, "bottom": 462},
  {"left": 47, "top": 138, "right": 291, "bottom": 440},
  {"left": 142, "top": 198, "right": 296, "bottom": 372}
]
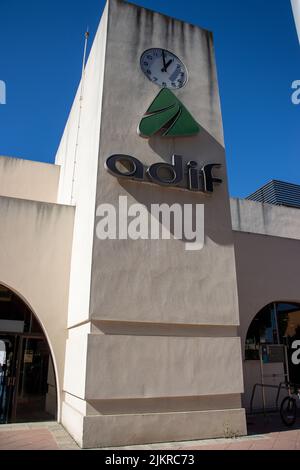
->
[
  {"left": 0, "top": 285, "right": 57, "bottom": 424},
  {"left": 244, "top": 302, "right": 300, "bottom": 414}
]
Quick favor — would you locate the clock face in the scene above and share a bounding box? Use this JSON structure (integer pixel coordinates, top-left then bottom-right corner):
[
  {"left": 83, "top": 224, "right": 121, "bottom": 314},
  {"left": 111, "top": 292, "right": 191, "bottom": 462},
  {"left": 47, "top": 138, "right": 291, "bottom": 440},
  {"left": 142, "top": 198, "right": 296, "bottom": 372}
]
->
[{"left": 140, "top": 48, "right": 188, "bottom": 90}]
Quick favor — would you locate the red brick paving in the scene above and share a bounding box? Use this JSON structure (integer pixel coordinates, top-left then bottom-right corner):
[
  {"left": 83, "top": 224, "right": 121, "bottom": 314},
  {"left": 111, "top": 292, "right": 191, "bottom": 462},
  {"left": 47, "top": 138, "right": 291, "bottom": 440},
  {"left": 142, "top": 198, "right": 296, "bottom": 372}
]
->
[
  {"left": 0, "top": 416, "right": 300, "bottom": 450},
  {"left": 178, "top": 429, "right": 300, "bottom": 450},
  {"left": 0, "top": 428, "right": 59, "bottom": 450}
]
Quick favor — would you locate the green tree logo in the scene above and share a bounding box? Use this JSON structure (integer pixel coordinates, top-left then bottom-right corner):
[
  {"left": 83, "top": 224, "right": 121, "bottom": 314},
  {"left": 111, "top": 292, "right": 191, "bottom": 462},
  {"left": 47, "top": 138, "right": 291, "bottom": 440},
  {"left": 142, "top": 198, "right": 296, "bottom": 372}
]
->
[{"left": 138, "top": 88, "right": 201, "bottom": 138}]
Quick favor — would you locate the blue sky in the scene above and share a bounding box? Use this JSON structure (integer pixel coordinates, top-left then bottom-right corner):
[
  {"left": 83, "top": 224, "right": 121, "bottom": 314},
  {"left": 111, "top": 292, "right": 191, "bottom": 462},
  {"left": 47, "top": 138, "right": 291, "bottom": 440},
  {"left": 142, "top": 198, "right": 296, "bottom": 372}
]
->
[{"left": 0, "top": 0, "right": 299, "bottom": 197}]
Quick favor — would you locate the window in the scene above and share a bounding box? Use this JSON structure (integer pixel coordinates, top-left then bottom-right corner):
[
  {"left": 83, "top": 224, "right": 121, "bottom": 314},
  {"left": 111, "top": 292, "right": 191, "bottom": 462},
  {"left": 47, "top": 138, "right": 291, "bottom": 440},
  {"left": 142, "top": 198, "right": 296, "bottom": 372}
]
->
[{"left": 245, "top": 302, "right": 300, "bottom": 361}]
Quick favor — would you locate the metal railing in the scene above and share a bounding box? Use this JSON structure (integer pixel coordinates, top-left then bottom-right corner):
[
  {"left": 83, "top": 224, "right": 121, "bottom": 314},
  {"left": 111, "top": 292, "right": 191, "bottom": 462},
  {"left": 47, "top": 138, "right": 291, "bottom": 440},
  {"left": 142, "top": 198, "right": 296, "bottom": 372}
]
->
[{"left": 250, "top": 381, "right": 288, "bottom": 414}]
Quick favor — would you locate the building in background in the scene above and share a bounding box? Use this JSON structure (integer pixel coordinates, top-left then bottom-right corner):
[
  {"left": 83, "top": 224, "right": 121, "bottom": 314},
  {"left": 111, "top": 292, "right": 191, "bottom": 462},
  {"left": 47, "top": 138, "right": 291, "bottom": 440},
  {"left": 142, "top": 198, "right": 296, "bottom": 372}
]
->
[
  {"left": 247, "top": 180, "right": 300, "bottom": 209},
  {"left": 0, "top": 0, "right": 299, "bottom": 448}
]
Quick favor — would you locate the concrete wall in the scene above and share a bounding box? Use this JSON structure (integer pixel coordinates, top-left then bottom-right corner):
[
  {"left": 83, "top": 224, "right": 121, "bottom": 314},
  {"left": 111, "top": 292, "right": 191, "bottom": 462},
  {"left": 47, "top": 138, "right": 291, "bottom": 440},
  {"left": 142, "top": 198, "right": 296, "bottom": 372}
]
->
[
  {"left": 0, "top": 196, "right": 74, "bottom": 418},
  {"left": 0, "top": 156, "right": 60, "bottom": 203},
  {"left": 61, "top": 0, "right": 246, "bottom": 448},
  {"left": 233, "top": 200, "right": 300, "bottom": 409},
  {"left": 55, "top": 3, "right": 108, "bottom": 327},
  {"left": 231, "top": 198, "right": 300, "bottom": 241},
  {"left": 91, "top": 0, "right": 239, "bottom": 325},
  {"left": 233, "top": 200, "right": 300, "bottom": 353},
  {"left": 85, "top": 335, "right": 243, "bottom": 399}
]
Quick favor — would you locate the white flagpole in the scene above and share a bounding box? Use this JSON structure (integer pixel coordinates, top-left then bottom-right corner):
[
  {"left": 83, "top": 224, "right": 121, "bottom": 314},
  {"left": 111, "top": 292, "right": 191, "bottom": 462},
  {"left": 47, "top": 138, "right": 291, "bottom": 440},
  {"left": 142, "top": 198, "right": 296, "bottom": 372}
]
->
[
  {"left": 291, "top": 0, "right": 300, "bottom": 44},
  {"left": 70, "top": 28, "right": 90, "bottom": 205}
]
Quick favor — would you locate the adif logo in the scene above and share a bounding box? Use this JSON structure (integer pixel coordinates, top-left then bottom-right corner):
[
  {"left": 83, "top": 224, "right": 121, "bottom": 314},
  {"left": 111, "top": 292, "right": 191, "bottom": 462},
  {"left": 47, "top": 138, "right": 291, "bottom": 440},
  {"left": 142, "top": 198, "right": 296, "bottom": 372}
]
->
[
  {"left": 0, "top": 81, "right": 6, "bottom": 105},
  {"left": 138, "top": 88, "right": 200, "bottom": 138}
]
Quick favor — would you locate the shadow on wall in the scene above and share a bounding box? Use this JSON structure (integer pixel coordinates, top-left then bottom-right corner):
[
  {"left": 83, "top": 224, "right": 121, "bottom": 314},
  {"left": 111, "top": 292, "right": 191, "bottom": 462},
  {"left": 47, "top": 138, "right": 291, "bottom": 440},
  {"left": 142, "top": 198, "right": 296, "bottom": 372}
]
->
[{"left": 118, "top": 126, "right": 233, "bottom": 247}]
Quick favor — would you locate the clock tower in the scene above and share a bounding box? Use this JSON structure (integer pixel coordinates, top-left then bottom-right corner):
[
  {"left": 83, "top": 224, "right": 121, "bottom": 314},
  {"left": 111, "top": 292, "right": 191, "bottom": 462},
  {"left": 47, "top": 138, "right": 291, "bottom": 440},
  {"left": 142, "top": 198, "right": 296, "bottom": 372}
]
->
[{"left": 55, "top": 0, "right": 246, "bottom": 448}]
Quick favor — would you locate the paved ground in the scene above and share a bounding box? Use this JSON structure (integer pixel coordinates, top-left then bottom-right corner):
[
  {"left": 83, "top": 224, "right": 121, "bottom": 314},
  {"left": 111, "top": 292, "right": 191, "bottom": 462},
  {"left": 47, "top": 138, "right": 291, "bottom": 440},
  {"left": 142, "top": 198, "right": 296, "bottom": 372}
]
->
[
  {"left": 0, "top": 422, "right": 78, "bottom": 450},
  {"left": 0, "top": 414, "right": 300, "bottom": 450}
]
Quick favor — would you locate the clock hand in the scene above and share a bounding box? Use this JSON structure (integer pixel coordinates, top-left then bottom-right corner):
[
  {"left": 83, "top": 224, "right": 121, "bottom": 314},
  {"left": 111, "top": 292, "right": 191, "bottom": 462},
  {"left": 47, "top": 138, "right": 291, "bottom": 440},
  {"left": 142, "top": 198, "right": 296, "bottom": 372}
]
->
[
  {"left": 162, "top": 50, "right": 167, "bottom": 71},
  {"left": 164, "top": 59, "right": 172, "bottom": 71},
  {"left": 161, "top": 56, "right": 173, "bottom": 73}
]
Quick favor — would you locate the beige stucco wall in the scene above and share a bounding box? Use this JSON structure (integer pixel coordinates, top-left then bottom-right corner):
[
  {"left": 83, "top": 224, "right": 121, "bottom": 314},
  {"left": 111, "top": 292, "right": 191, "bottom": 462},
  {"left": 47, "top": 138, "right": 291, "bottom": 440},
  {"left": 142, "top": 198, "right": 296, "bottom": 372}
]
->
[
  {"left": 233, "top": 203, "right": 300, "bottom": 354},
  {"left": 231, "top": 197, "right": 300, "bottom": 241},
  {"left": 55, "top": 3, "right": 108, "bottom": 327},
  {"left": 84, "top": 335, "right": 244, "bottom": 399},
  {"left": 0, "top": 156, "right": 60, "bottom": 203},
  {"left": 233, "top": 199, "right": 300, "bottom": 409},
  {"left": 60, "top": 0, "right": 246, "bottom": 448},
  {"left": 0, "top": 196, "right": 74, "bottom": 418},
  {"left": 90, "top": 0, "right": 239, "bottom": 325}
]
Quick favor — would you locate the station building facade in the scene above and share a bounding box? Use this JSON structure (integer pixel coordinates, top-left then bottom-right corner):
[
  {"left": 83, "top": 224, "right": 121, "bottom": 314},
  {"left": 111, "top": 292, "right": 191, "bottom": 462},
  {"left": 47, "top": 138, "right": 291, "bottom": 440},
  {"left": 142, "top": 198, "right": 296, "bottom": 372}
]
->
[{"left": 0, "top": 0, "right": 299, "bottom": 448}]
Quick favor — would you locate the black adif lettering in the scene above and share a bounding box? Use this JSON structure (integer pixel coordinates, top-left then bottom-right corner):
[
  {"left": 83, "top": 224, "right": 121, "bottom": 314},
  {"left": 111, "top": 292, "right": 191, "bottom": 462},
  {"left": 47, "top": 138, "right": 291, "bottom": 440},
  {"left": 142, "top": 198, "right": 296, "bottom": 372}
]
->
[
  {"left": 146, "top": 155, "right": 183, "bottom": 186},
  {"left": 201, "top": 163, "right": 222, "bottom": 193},
  {"left": 187, "top": 161, "right": 200, "bottom": 191},
  {"left": 105, "top": 155, "right": 144, "bottom": 180},
  {"left": 105, "top": 155, "right": 222, "bottom": 193}
]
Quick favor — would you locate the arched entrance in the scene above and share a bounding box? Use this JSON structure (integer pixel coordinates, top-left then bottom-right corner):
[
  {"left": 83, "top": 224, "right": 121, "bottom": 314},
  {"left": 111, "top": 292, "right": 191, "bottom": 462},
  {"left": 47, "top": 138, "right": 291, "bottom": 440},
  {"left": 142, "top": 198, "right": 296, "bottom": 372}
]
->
[
  {"left": 0, "top": 284, "right": 57, "bottom": 423},
  {"left": 244, "top": 302, "right": 300, "bottom": 411}
]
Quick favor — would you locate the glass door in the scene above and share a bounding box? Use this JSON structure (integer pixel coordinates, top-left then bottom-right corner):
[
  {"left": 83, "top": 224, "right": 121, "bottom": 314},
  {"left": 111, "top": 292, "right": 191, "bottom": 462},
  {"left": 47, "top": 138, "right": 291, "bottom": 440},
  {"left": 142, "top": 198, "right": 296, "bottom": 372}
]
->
[
  {"left": 0, "top": 334, "right": 56, "bottom": 423},
  {"left": 0, "top": 284, "right": 57, "bottom": 424},
  {"left": 14, "top": 336, "right": 54, "bottom": 422},
  {"left": 0, "top": 334, "right": 19, "bottom": 424}
]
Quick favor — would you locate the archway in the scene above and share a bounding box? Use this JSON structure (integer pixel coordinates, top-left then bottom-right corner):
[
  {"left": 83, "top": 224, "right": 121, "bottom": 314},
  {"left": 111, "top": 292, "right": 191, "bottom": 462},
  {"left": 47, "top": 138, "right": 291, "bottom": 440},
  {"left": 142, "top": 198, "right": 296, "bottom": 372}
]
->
[
  {"left": 0, "top": 284, "right": 57, "bottom": 423},
  {"left": 243, "top": 302, "right": 300, "bottom": 411}
]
